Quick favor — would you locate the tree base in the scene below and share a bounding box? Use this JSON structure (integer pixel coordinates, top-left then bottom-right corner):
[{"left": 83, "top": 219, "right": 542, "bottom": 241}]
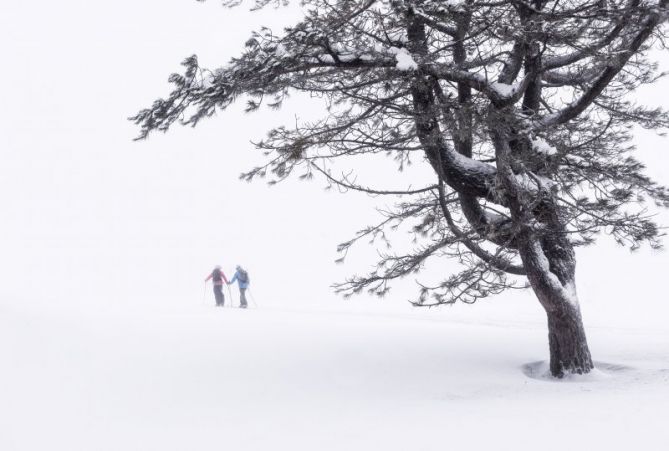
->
[{"left": 547, "top": 308, "right": 594, "bottom": 378}]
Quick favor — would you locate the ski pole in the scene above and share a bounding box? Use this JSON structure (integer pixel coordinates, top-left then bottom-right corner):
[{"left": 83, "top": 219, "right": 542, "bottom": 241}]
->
[
  {"left": 226, "top": 284, "right": 234, "bottom": 308},
  {"left": 248, "top": 287, "right": 259, "bottom": 308},
  {"left": 203, "top": 281, "right": 208, "bottom": 306}
]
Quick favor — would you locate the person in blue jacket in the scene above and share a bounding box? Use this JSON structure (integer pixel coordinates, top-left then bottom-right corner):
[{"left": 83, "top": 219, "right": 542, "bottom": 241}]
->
[{"left": 228, "top": 265, "right": 250, "bottom": 309}]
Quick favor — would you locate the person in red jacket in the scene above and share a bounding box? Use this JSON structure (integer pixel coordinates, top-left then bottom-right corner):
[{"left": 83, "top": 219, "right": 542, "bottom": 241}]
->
[{"left": 205, "top": 265, "right": 229, "bottom": 307}]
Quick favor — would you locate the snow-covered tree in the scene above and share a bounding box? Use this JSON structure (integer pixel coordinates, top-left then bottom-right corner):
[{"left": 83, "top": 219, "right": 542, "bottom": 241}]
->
[{"left": 132, "top": 0, "right": 669, "bottom": 377}]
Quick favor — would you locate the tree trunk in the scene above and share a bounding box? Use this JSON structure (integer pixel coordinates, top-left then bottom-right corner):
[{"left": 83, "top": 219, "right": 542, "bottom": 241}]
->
[
  {"left": 488, "top": 123, "right": 595, "bottom": 378},
  {"left": 520, "top": 236, "right": 594, "bottom": 378},
  {"left": 546, "top": 303, "right": 593, "bottom": 377}
]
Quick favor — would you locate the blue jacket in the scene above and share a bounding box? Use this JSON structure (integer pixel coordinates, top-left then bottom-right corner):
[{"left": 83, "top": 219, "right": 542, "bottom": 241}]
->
[{"left": 229, "top": 270, "right": 249, "bottom": 289}]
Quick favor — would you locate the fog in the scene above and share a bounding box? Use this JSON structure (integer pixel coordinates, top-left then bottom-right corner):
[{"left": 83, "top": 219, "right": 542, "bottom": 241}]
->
[
  {"left": 1, "top": 0, "right": 667, "bottom": 325},
  {"left": 2, "top": 3, "right": 669, "bottom": 451}
]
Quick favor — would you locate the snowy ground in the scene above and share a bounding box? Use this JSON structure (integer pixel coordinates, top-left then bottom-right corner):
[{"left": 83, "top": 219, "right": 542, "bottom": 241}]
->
[
  {"left": 2, "top": 2, "right": 668, "bottom": 450},
  {"left": 2, "top": 297, "right": 668, "bottom": 451}
]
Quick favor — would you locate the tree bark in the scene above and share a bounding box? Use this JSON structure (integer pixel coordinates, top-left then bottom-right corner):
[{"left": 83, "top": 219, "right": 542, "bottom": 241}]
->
[
  {"left": 519, "top": 236, "right": 594, "bottom": 378},
  {"left": 489, "top": 123, "right": 594, "bottom": 378},
  {"left": 547, "top": 303, "right": 593, "bottom": 378}
]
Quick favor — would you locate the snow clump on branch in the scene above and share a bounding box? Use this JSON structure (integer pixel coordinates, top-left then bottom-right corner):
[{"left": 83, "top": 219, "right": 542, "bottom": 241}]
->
[{"left": 390, "top": 47, "right": 418, "bottom": 71}]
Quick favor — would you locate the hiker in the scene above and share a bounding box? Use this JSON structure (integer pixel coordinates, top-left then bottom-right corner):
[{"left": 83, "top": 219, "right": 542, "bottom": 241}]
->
[
  {"left": 228, "top": 265, "right": 250, "bottom": 309},
  {"left": 205, "top": 265, "right": 229, "bottom": 307}
]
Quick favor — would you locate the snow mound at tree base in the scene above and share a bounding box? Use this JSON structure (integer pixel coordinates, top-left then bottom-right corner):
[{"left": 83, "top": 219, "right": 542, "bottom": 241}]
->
[{"left": 521, "top": 360, "right": 668, "bottom": 384}]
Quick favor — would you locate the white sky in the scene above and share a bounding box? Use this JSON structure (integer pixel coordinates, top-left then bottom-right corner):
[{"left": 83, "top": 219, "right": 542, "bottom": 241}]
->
[{"left": 1, "top": 0, "right": 668, "bottom": 325}]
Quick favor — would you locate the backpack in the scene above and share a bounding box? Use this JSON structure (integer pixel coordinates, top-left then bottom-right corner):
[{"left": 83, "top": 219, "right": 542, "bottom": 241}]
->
[
  {"left": 212, "top": 268, "right": 223, "bottom": 282},
  {"left": 238, "top": 269, "right": 250, "bottom": 284}
]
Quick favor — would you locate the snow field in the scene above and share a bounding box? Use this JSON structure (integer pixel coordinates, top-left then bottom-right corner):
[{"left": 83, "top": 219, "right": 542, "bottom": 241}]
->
[{"left": 1, "top": 302, "right": 667, "bottom": 451}]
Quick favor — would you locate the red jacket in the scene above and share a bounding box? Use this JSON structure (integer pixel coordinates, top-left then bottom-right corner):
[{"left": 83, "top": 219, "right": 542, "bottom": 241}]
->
[{"left": 205, "top": 269, "right": 229, "bottom": 285}]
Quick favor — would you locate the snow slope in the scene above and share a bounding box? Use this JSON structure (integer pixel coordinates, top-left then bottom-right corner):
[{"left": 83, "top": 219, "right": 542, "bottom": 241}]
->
[{"left": 2, "top": 300, "right": 667, "bottom": 451}]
